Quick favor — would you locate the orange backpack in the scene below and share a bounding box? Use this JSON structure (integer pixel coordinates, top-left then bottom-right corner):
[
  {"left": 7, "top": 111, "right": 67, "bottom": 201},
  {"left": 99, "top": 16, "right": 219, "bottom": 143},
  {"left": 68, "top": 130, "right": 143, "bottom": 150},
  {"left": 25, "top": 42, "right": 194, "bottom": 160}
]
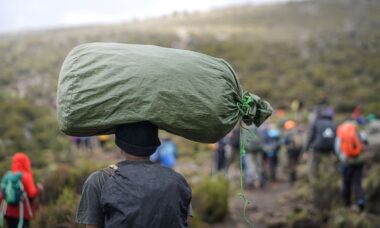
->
[{"left": 337, "top": 123, "right": 362, "bottom": 157}]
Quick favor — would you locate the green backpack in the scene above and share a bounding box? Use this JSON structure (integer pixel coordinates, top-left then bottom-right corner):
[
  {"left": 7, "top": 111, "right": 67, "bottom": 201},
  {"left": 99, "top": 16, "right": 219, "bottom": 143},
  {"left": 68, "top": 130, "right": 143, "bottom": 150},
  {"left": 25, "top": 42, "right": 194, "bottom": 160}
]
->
[
  {"left": 1, "top": 171, "right": 23, "bottom": 205},
  {"left": 0, "top": 171, "right": 32, "bottom": 228}
]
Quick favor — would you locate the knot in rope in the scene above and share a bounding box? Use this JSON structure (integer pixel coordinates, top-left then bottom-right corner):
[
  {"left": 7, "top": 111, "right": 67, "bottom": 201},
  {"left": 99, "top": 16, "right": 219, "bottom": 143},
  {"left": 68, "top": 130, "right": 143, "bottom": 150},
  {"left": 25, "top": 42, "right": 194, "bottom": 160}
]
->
[{"left": 237, "top": 93, "right": 256, "bottom": 125}]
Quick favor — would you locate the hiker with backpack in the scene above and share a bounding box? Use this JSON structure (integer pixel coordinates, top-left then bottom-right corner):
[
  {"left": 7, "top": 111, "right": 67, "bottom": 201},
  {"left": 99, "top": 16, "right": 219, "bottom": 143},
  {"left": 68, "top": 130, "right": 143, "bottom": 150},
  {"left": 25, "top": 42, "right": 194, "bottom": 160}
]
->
[
  {"left": 245, "top": 125, "right": 266, "bottom": 189},
  {"left": 225, "top": 126, "right": 241, "bottom": 178},
  {"left": 366, "top": 114, "right": 380, "bottom": 156},
  {"left": 76, "top": 122, "right": 192, "bottom": 228},
  {"left": 262, "top": 124, "right": 281, "bottom": 182},
  {"left": 283, "top": 120, "right": 303, "bottom": 183},
  {"left": 214, "top": 136, "right": 229, "bottom": 174},
  {"left": 0, "top": 153, "right": 43, "bottom": 228},
  {"left": 336, "top": 120, "right": 366, "bottom": 211},
  {"left": 304, "top": 107, "right": 337, "bottom": 181},
  {"left": 150, "top": 137, "right": 178, "bottom": 169}
]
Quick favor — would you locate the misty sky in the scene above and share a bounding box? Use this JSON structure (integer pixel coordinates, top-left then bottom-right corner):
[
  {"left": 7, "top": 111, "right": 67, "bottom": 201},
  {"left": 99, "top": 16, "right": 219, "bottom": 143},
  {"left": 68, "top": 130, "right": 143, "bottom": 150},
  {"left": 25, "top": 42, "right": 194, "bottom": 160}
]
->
[{"left": 0, "top": 0, "right": 291, "bottom": 33}]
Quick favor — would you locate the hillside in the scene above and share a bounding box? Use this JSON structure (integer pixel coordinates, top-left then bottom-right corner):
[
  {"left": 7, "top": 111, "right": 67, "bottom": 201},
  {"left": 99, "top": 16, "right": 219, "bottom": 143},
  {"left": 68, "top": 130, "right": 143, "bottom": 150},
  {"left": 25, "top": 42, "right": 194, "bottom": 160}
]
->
[
  {"left": 1, "top": 0, "right": 379, "bottom": 155},
  {"left": 1, "top": 0, "right": 380, "bottom": 227}
]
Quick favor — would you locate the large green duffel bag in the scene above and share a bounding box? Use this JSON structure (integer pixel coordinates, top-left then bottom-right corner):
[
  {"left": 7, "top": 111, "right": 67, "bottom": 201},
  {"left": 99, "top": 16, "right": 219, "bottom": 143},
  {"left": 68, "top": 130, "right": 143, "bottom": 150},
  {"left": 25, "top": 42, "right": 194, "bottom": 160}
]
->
[{"left": 57, "top": 43, "right": 272, "bottom": 143}]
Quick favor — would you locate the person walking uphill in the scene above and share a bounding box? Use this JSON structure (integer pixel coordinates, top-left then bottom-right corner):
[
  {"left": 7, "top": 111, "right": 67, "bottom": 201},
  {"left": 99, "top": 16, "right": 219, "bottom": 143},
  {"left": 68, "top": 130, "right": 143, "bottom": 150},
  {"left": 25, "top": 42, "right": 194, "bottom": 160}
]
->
[
  {"left": 304, "top": 107, "right": 336, "bottom": 181},
  {"left": 0, "top": 153, "right": 43, "bottom": 228},
  {"left": 283, "top": 120, "right": 303, "bottom": 184},
  {"left": 76, "top": 122, "right": 192, "bottom": 228},
  {"left": 336, "top": 121, "right": 366, "bottom": 212}
]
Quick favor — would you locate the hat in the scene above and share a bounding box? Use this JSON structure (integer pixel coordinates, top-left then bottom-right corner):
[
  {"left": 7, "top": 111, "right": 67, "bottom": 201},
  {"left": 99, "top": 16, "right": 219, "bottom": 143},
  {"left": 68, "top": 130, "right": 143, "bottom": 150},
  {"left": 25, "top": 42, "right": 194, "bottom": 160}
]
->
[
  {"left": 284, "top": 120, "right": 296, "bottom": 130},
  {"left": 115, "top": 121, "right": 161, "bottom": 157}
]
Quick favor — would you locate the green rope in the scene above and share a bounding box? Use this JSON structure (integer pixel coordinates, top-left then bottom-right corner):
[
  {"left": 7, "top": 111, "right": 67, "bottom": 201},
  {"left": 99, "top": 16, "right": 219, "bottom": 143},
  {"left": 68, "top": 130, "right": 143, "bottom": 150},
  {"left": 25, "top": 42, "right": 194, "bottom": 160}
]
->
[
  {"left": 237, "top": 94, "right": 254, "bottom": 117},
  {"left": 238, "top": 124, "right": 254, "bottom": 228}
]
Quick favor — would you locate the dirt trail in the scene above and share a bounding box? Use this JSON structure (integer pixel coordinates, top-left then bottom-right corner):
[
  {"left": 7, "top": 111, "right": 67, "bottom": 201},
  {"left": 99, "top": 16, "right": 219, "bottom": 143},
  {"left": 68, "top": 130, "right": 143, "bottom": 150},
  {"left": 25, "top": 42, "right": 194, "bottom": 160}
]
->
[{"left": 213, "top": 179, "right": 294, "bottom": 228}]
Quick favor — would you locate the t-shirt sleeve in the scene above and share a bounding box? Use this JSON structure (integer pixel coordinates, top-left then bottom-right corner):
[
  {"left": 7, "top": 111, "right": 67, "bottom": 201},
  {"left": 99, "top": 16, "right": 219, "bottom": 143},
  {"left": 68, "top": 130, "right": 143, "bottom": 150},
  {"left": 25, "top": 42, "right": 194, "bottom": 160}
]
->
[
  {"left": 76, "top": 171, "right": 107, "bottom": 226},
  {"left": 188, "top": 202, "right": 193, "bottom": 217}
]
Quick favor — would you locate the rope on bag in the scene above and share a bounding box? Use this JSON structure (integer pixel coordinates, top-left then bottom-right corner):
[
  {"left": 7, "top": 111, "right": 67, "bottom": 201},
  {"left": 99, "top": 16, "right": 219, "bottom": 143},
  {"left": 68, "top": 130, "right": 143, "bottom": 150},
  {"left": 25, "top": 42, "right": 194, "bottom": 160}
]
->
[
  {"left": 237, "top": 94, "right": 255, "bottom": 119},
  {"left": 237, "top": 93, "right": 256, "bottom": 227}
]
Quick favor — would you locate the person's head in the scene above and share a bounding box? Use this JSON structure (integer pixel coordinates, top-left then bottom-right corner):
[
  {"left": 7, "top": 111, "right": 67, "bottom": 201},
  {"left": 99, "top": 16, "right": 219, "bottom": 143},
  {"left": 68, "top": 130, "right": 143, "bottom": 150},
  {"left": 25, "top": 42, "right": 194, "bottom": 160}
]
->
[
  {"left": 319, "top": 106, "right": 334, "bottom": 119},
  {"left": 11, "top": 152, "right": 32, "bottom": 173},
  {"left": 115, "top": 121, "right": 161, "bottom": 159},
  {"left": 284, "top": 120, "right": 296, "bottom": 131}
]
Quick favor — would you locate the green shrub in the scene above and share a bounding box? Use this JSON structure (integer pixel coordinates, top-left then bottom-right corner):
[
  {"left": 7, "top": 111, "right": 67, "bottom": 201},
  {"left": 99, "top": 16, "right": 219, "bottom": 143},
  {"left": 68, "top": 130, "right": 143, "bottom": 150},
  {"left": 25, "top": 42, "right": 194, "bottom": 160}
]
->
[
  {"left": 364, "top": 164, "right": 380, "bottom": 214},
  {"left": 287, "top": 208, "right": 321, "bottom": 228},
  {"left": 192, "top": 175, "right": 229, "bottom": 223},
  {"left": 39, "top": 162, "right": 100, "bottom": 204},
  {"left": 327, "top": 208, "right": 380, "bottom": 228},
  {"left": 32, "top": 187, "right": 83, "bottom": 228},
  {"left": 310, "top": 159, "right": 341, "bottom": 211}
]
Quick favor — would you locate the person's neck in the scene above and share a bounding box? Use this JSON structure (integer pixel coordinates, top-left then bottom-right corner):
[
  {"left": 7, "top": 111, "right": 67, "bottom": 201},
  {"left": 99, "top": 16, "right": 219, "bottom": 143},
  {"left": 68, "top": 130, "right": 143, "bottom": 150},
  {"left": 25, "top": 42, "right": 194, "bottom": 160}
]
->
[{"left": 121, "top": 151, "right": 149, "bottom": 161}]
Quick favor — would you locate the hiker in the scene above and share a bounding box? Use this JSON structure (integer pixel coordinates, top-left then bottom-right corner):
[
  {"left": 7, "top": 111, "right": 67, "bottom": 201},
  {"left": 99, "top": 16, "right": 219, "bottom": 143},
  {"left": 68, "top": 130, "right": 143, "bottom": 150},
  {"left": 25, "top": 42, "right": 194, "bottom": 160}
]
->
[
  {"left": 245, "top": 125, "right": 266, "bottom": 189},
  {"left": 150, "top": 137, "right": 178, "bottom": 169},
  {"left": 76, "top": 121, "right": 192, "bottom": 227},
  {"left": 0, "top": 153, "right": 43, "bottom": 228},
  {"left": 97, "top": 135, "right": 110, "bottom": 149},
  {"left": 72, "top": 136, "right": 81, "bottom": 149},
  {"left": 214, "top": 136, "right": 228, "bottom": 174},
  {"left": 335, "top": 120, "right": 366, "bottom": 211},
  {"left": 263, "top": 124, "right": 281, "bottom": 182},
  {"left": 225, "top": 126, "right": 241, "bottom": 178},
  {"left": 304, "top": 107, "right": 336, "bottom": 181},
  {"left": 366, "top": 114, "right": 380, "bottom": 155},
  {"left": 283, "top": 120, "right": 303, "bottom": 183},
  {"left": 80, "top": 137, "right": 92, "bottom": 150}
]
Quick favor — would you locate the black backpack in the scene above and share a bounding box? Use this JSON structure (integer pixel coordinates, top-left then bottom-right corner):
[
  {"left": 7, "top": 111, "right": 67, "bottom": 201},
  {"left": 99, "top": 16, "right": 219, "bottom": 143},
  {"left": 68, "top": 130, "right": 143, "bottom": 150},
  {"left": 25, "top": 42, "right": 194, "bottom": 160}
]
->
[{"left": 315, "top": 121, "right": 336, "bottom": 152}]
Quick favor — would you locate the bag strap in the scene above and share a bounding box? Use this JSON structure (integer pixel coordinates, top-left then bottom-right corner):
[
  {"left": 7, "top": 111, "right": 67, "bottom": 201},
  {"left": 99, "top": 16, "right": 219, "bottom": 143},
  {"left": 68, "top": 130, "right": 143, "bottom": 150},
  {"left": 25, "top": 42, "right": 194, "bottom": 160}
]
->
[
  {"left": 102, "top": 164, "right": 118, "bottom": 177},
  {"left": 0, "top": 200, "right": 7, "bottom": 228}
]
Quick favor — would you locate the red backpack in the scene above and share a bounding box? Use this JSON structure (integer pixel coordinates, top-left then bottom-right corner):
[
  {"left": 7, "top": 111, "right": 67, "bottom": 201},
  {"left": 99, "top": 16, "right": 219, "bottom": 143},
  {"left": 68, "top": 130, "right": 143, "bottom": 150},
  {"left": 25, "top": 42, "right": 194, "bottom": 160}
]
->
[{"left": 337, "top": 122, "right": 362, "bottom": 157}]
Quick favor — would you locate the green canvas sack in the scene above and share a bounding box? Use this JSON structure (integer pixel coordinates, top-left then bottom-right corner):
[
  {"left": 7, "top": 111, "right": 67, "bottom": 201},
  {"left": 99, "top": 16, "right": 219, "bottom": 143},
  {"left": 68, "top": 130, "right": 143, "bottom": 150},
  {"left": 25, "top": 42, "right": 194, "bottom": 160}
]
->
[{"left": 57, "top": 43, "right": 272, "bottom": 143}]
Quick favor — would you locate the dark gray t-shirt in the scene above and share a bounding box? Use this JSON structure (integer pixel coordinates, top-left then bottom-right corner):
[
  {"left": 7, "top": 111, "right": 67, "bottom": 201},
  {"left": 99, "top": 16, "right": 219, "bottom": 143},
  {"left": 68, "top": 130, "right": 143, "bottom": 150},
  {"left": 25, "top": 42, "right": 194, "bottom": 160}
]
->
[{"left": 76, "top": 160, "right": 192, "bottom": 227}]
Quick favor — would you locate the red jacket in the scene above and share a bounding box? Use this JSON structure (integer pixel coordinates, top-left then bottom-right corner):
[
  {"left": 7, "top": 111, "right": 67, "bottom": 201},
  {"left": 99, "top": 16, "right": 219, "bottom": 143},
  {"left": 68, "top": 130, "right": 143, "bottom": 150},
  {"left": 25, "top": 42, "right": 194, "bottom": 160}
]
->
[{"left": 0, "top": 153, "right": 41, "bottom": 220}]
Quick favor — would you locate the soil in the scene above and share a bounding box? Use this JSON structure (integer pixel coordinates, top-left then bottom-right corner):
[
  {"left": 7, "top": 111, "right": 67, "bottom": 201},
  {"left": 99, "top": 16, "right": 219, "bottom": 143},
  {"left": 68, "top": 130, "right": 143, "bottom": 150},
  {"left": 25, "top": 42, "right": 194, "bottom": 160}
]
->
[{"left": 213, "top": 179, "right": 295, "bottom": 228}]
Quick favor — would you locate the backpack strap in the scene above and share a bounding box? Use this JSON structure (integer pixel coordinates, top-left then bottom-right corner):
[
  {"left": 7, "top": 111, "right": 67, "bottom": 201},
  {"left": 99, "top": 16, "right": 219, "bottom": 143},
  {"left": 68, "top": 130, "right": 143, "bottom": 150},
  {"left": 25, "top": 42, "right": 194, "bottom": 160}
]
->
[
  {"left": 102, "top": 164, "right": 118, "bottom": 177},
  {"left": 0, "top": 200, "right": 7, "bottom": 228}
]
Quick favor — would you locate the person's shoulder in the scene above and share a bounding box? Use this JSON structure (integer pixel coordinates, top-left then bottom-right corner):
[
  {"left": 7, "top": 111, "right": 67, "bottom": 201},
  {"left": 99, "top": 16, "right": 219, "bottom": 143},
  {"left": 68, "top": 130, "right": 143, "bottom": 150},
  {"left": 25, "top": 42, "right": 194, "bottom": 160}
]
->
[
  {"left": 165, "top": 168, "right": 190, "bottom": 188},
  {"left": 152, "top": 164, "right": 187, "bottom": 181},
  {"left": 84, "top": 170, "right": 109, "bottom": 188},
  {"left": 20, "top": 171, "right": 33, "bottom": 183}
]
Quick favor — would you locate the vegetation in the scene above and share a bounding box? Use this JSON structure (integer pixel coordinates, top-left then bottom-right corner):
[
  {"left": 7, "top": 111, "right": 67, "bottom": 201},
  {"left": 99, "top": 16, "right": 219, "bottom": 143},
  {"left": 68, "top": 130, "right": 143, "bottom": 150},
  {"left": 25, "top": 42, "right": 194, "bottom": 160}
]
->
[
  {"left": 0, "top": 0, "right": 379, "bottom": 226},
  {"left": 287, "top": 161, "right": 380, "bottom": 227},
  {"left": 192, "top": 175, "right": 230, "bottom": 223}
]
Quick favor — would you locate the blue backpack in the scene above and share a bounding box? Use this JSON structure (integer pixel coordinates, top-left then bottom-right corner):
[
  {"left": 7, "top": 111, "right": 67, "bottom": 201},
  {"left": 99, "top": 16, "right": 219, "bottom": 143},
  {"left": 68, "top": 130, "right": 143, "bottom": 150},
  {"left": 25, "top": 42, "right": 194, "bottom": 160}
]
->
[{"left": 159, "top": 141, "right": 177, "bottom": 168}]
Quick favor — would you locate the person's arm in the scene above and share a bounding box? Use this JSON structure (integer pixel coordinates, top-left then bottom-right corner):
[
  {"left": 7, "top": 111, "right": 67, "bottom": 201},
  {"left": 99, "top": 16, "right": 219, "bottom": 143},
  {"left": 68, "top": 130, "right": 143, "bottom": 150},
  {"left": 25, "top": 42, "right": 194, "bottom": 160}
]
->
[
  {"left": 304, "top": 123, "right": 316, "bottom": 152},
  {"left": 187, "top": 202, "right": 193, "bottom": 227},
  {"left": 22, "top": 173, "right": 41, "bottom": 198},
  {"left": 334, "top": 137, "right": 345, "bottom": 162},
  {"left": 76, "top": 172, "right": 106, "bottom": 227}
]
